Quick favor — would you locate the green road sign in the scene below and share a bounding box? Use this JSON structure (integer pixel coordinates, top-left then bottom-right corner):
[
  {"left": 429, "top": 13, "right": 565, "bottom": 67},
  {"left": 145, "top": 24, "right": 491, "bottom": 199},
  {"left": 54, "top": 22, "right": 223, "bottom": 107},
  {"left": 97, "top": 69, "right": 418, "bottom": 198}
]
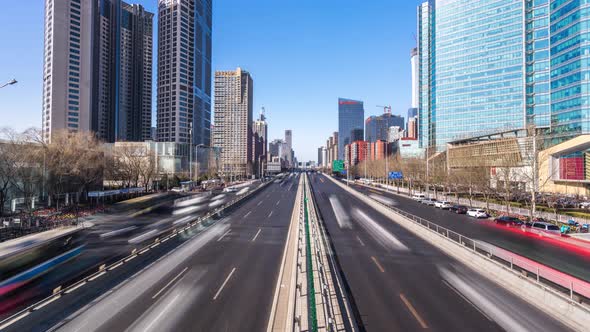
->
[{"left": 332, "top": 160, "right": 344, "bottom": 173}]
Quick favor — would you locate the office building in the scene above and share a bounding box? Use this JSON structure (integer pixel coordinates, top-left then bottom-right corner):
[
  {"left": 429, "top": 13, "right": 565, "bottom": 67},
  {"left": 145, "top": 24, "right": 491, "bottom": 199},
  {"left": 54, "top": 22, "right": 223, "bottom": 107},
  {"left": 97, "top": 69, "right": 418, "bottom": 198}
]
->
[
  {"left": 338, "top": 98, "right": 364, "bottom": 160},
  {"left": 418, "top": 0, "right": 590, "bottom": 152},
  {"left": 268, "top": 139, "right": 284, "bottom": 160},
  {"left": 365, "top": 113, "right": 405, "bottom": 143},
  {"left": 157, "top": 0, "right": 212, "bottom": 146},
  {"left": 254, "top": 111, "right": 268, "bottom": 158},
  {"left": 407, "top": 116, "right": 418, "bottom": 139},
  {"left": 410, "top": 47, "right": 419, "bottom": 109},
  {"left": 97, "top": 2, "right": 153, "bottom": 142},
  {"left": 43, "top": 0, "right": 94, "bottom": 142},
  {"left": 389, "top": 126, "right": 404, "bottom": 142},
  {"left": 285, "top": 130, "right": 293, "bottom": 167},
  {"left": 42, "top": 0, "right": 153, "bottom": 143},
  {"left": 213, "top": 68, "right": 254, "bottom": 178},
  {"left": 350, "top": 140, "right": 368, "bottom": 167}
]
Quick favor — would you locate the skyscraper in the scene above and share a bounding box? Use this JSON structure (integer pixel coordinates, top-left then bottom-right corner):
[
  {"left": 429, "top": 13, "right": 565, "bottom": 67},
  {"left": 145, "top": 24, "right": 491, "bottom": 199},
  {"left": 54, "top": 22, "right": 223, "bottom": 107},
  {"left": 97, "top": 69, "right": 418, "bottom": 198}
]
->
[
  {"left": 338, "top": 98, "right": 364, "bottom": 160},
  {"left": 157, "top": 0, "right": 212, "bottom": 146},
  {"left": 285, "top": 129, "right": 293, "bottom": 167},
  {"left": 418, "top": 0, "right": 590, "bottom": 151},
  {"left": 42, "top": 0, "right": 153, "bottom": 143},
  {"left": 96, "top": 2, "right": 153, "bottom": 142},
  {"left": 42, "top": 0, "right": 96, "bottom": 142},
  {"left": 254, "top": 110, "right": 268, "bottom": 158},
  {"left": 213, "top": 68, "right": 254, "bottom": 178},
  {"left": 365, "top": 113, "right": 404, "bottom": 142},
  {"left": 410, "top": 47, "right": 419, "bottom": 109}
]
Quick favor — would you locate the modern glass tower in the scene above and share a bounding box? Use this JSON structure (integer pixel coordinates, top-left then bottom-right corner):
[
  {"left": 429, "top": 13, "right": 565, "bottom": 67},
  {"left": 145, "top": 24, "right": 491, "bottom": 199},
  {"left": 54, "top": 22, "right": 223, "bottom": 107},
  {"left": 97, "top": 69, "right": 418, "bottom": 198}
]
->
[
  {"left": 157, "top": 0, "right": 212, "bottom": 146},
  {"left": 338, "top": 98, "right": 364, "bottom": 160},
  {"left": 418, "top": 0, "right": 590, "bottom": 152}
]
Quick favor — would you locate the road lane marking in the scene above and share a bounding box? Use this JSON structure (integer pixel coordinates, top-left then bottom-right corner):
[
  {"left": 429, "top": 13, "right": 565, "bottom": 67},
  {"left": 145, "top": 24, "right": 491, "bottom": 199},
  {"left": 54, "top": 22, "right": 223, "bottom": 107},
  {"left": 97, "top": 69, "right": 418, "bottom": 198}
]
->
[
  {"left": 64, "top": 282, "right": 87, "bottom": 294},
  {"left": 369, "top": 189, "right": 381, "bottom": 195},
  {"left": 138, "top": 248, "right": 150, "bottom": 255},
  {"left": 152, "top": 267, "right": 189, "bottom": 299},
  {"left": 33, "top": 295, "right": 62, "bottom": 310},
  {"left": 144, "top": 293, "right": 181, "bottom": 331},
  {"left": 88, "top": 271, "right": 106, "bottom": 282},
  {"left": 217, "top": 229, "right": 231, "bottom": 242},
  {"left": 371, "top": 256, "right": 385, "bottom": 273},
  {"left": 257, "top": 201, "right": 263, "bottom": 206},
  {"left": 244, "top": 211, "right": 252, "bottom": 218},
  {"left": 252, "top": 228, "right": 262, "bottom": 242},
  {"left": 213, "top": 267, "right": 237, "bottom": 300},
  {"left": 276, "top": 200, "right": 281, "bottom": 206},
  {"left": 356, "top": 235, "right": 365, "bottom": 246},
  {"left": 400, "top": 293, "right": 429, "bottom": 329},
  {"left": 108, "top": 262, "right": 124, "bottom": 270},
  {"left": 124, "top": 255, "right": 137, "bottom": 262},
  {"left": 268, "top": 211, "right": 273, "bottom": 218},
  {"left": 0, "top": 311, "right": 31, "bottom": 330}
]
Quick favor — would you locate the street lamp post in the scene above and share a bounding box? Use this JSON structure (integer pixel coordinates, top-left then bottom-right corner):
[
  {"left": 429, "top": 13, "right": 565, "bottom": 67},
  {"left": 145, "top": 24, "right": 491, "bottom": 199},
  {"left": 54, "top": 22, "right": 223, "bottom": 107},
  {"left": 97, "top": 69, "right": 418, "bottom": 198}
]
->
[{"left": 0, "top": 79, "right": 17, "bottom": 89}]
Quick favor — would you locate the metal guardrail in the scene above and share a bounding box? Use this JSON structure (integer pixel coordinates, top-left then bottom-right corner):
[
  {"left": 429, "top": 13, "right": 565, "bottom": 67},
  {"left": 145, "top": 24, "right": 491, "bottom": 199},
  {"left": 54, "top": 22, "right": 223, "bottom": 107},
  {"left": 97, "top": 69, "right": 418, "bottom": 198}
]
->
[
  {"left": 354, "top": 183, "right": 590, "bottom": 310},
  {"left": 303, "top": 178, "right": 319, "bottom": 332},
  {"left": 0, "top": 181, "right": 272, "bottom": 331}
]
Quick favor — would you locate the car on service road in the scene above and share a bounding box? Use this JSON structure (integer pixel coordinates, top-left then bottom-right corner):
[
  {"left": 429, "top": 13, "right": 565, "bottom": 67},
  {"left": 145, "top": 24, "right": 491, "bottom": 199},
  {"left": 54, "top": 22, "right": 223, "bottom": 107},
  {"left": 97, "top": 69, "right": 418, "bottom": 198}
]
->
[
  {"left": 530, "top": 222, "right": 561, "bottom": 236},
  {"left": 421, "top": 198, "right": 438, "bottom": 206},
  {"left": 494, "top": 216, "right": 523, "bottom": 227},
  {"left": 434, "top": 201, "right": 452, "bottom": 209},
  {"left": 467, "top": 209, "right": 488, "bottom": 218},
  {"left": 449, "top": 205, "right": 468, "bottom": 214}
]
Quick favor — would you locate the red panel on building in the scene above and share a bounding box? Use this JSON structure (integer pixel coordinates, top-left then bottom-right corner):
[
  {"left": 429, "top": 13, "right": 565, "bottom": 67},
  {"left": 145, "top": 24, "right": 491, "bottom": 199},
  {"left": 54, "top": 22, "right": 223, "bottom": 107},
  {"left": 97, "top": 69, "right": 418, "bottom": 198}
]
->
[{"left": 560, "top": 157, "right": 585, "bottom": 180}]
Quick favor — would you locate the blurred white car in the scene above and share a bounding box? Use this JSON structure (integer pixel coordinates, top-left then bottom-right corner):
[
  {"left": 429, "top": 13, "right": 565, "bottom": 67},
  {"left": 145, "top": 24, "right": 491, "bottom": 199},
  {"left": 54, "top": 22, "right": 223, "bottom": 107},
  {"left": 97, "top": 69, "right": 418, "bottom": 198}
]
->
[
  {"left": 434, "top": 201, "right": 452, "bottom": 209},
  {"left": 467, "top": 209, "right": 487, "bottom": 218}
]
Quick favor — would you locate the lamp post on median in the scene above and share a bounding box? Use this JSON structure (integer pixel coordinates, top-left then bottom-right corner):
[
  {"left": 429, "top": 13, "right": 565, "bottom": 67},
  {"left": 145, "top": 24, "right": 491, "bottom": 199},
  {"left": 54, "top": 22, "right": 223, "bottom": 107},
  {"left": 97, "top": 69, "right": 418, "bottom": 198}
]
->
[{"left": 0, "top": 79, "right": 17, "bottom": 89}]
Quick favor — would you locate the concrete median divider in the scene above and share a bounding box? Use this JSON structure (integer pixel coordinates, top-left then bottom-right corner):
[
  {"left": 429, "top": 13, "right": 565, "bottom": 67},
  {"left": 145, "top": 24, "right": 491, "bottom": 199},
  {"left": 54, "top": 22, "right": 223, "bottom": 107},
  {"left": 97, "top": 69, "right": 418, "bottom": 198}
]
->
[{"left": 327, "top": 175, "right": 590, "bottom": 332}]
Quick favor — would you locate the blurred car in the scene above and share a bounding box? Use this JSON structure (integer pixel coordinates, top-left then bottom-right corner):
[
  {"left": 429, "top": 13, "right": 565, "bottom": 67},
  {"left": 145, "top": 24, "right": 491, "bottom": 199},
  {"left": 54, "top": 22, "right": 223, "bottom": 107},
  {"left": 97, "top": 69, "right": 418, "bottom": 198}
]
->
[
  {"left": 412, "top": 193, "right": 426, "bottom": 201},
  {"left": 494, "top": 216, "right": 523, "bottom": 226},
  {"left": 467, "top": 209, "right": 488, "bottom": 218},
  {"left": 421, "top": 198, "right": 438, "bottom": 206},
  {"left": 449, "top": 205, "right": 468, "bottom": 214},
  {"left": 530, "top": 222, "right": 561, "bottom": 236},
  {"left": 434, "top": 201, "right": 452, "bottom": 209}
]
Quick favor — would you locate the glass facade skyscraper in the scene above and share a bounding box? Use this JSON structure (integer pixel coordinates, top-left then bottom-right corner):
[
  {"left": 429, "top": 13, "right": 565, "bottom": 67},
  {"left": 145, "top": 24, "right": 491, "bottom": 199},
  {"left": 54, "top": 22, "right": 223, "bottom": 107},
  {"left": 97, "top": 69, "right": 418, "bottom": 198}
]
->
[
  {"left": 338, "top": 98, "right": 364, "bottom": 160},
  {"left": 418, "top": 0, "right": 590, "bottom": 152}
]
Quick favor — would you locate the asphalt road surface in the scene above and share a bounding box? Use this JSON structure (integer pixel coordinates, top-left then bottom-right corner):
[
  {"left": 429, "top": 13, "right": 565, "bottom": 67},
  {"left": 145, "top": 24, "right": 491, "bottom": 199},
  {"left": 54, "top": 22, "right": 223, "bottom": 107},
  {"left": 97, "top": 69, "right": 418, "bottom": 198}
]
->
[
  {"left": 3, "top": 175, "right": 300, "bottom": 332},
  {"left": 309, "top": 172, "right": 571, "bottom": 332},
  {"left": 346, "top": 180, "right": 590, "bottom": 282}
]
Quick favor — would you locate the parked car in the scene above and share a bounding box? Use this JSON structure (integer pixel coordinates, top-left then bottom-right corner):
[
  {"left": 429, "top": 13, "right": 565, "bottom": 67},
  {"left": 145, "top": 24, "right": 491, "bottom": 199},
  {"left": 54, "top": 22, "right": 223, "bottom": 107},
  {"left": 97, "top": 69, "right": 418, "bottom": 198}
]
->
[
  {"left": 434, "top": 201, "right": 452, "bottom": 209},
  {"left": 467, "top": 209, "right": 488, "bottom": 218},
  {"left": 530, "top": 222, "right": 561, "bottom": 236},
  {"left": 449, "top": 205, "right": 468, "bottom": 214},
  {"left": 421, "top": 198, "right": 438, "bottom": 206},
  {"left": 494, "top": 216, "right": 523, "bottom": 226}
]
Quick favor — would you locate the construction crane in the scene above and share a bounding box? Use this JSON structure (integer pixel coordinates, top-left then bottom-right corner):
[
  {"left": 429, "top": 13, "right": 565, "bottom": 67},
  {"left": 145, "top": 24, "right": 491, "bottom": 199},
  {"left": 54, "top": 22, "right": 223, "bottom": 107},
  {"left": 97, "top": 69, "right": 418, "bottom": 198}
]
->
[{"left": 376, "top": 105, "right": 392, "bottom": 114}]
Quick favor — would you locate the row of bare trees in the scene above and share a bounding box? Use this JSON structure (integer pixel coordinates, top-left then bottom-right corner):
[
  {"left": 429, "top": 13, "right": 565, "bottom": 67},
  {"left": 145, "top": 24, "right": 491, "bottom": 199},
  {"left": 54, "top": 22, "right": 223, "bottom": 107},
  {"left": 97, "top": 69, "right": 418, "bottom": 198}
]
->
[{"left": 0, "top": 128, "right": 158, "bottom": 215}]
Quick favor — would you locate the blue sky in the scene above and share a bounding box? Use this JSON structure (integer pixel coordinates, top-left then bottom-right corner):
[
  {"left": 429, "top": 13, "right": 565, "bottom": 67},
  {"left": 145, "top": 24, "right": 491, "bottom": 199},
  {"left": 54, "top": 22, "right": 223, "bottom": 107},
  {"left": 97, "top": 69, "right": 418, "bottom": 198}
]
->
[{"left": 0, "top": 0, "right": 420, "bottom": 162}]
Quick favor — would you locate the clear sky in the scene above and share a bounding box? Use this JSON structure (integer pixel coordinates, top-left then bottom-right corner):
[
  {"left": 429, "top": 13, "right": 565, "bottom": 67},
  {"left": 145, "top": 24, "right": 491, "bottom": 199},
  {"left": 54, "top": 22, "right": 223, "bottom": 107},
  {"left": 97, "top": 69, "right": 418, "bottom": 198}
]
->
[{"left": 0, "top": 0, "right": 421, "bottom": 162}]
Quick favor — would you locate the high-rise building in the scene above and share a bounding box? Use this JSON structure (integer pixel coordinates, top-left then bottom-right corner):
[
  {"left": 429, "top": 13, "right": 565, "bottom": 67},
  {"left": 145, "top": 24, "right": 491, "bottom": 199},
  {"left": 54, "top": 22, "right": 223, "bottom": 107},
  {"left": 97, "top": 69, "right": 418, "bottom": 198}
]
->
[
  {"left": 338, "top": 98, "right": 364, "bottom": 160},
  {"left": 285, "top": 129, "right": 293, "bottom": 167},
  {"left": 407, "top": 116, "right": 418, "bottom": 139},
  {"left": 268, "top": 139, "right": 283, "bottom": 160},
  {"left": 213, "top": 68, "right": 254, "bottom": 178},
  {"left": 410, "top": 47, "right": 419, "bottom": 109},
  {"left": 42, "top": 0, "right": 153, "bottom": 143},
  {"left": 254, "top": 111, "right": 268, "bottom": 157},
  {"left": 317, "top": 147, "right": 324, "bottom": 167},
  {"left": 350, "top": 140, "right": 368, "bottom": 166},
  {"left": 157, "top": 0, "right": 212, "bottom": 146},
  {"left": 97, "top": 1, "right": 153, "bottom": 142},
  {"left": 365, "top": 113, "right": 405, "bottom": 143},
  {"left": 42, "top": 0, "right": 96, "bottom": 142},
  {"left": 418, "top": 0, "right": 590, "bottom": 151}
]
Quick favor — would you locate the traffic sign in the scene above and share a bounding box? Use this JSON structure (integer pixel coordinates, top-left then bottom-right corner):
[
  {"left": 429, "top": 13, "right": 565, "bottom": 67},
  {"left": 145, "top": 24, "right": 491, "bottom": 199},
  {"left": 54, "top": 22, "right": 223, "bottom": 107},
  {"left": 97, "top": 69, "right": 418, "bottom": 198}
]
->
[
  {"left": 388, "top": 171, "right": 403, "bottom": 179},
  {"left": 333, "top": 160, "right": 345, "bottom": 173}
]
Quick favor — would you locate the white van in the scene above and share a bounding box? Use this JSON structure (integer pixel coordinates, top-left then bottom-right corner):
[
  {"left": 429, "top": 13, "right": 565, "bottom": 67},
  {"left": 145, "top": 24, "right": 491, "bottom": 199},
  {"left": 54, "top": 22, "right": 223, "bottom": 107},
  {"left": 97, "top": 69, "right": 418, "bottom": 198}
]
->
[{"left": 412, "top": 193, "right": 426, "bottom": 201}]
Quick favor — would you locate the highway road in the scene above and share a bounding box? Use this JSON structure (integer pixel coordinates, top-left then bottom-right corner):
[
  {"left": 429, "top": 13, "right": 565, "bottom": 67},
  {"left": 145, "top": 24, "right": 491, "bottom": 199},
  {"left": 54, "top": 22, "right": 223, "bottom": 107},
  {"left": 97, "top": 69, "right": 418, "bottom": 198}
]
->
[
  {"left": 3, "top": 175, "right": 300, "bottom": 332},
  {"left": 309, "top": 173, "right": 571, "bottom": 332},
  {"left": 345, "top": 180, "right": 590, "bottom": 282},
  {"left": 0, "top": 182, "right": 258, "bottom": 318}
]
